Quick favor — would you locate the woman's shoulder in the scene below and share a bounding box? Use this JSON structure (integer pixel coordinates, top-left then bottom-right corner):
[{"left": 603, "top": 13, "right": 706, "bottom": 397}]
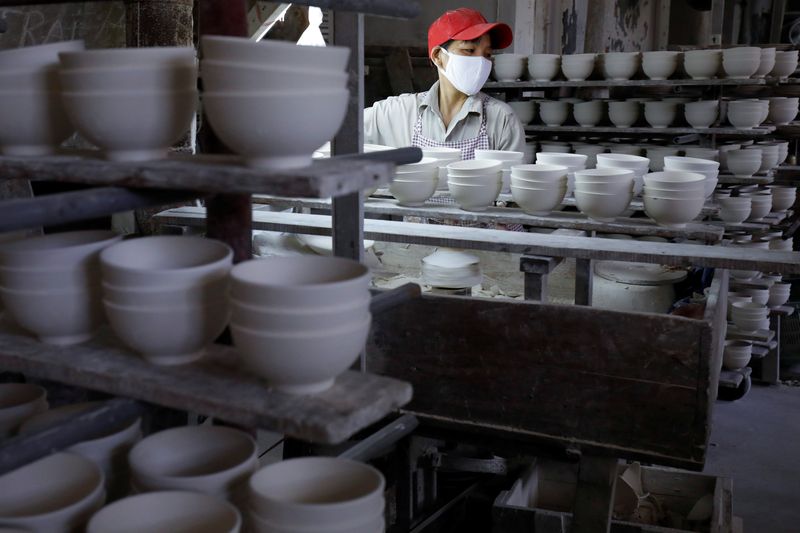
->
[
  {"left": 481, "top": 93, "right": 516, "bottom": 118},
  {"left": 372, "top": 92, "right": 425, "bottom": 111}
]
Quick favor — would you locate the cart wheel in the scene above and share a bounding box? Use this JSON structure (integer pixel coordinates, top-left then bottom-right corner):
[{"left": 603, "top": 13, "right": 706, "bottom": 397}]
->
[{"left": 719, "top": 375, "right": 751, "bottom": 401}]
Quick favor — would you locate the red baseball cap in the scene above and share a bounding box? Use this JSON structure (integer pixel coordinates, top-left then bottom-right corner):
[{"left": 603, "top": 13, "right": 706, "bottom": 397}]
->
[{"left": 428, "top": 8, "right": 513, "bottom": 56}]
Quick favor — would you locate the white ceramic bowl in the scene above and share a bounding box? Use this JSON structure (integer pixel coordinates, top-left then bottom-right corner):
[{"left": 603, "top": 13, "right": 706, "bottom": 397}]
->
[
  {"left": 247, "top": 509, "right": 382, "bottom": 533},
  {"left": 201, "top": 36, "right": 349, "bottom": 71},
  {"left": 574, "top": 167, "right": 636, "bottom": 185},
  {"left": 448, "top": 181, "right": 500, "bottom": 211},
  {"left": 0, "top": 230, "right": 120, "bottom": 271},
  {"left": 101, "top": 275, "right": 228, "bottom": 308},
  {"left": 389, "top": 178, "right": 437, "bottom": 206},
  {"left": 644, "top": 195, "right": 705, "bottom": 227},
  {"left": 608, "top": 101, "right": 640, "bottom": 127},
  {"left": 232, "top": 315, "right": 371, "bottom": 394},
  {"left": 248, "top": 458, "right": 384, "bottom": 527},
  {"left": 0, "top": 40, "right": 84, "bottom": 69},
  {"left": 231, "top": 295, "right": 370, "bottom": 332},
  {"left": 573, "top": 100, "right": 604, "bottom": 126},
  {"left": 129, "top": 426, "right": 257, "bottom": 498},
  {"left": 684, "top": 147, "right": 719, "bottom": 161},
  {"left": 59, "top": 46, "right": 195, "bottom": 70},
  {"left": 100, "top": 236, "right": 232, "bottom": 289},
  {"left": 643, "top": 170, "right": 706, "bottom": 189},
  {"left": 447, "top": 159, "right": 503, "bottom": 175},
  {"left": 507, "top": 100, "right": 536, "bottom": 124},
  {"left": 528, "top": 54, "right": 561, "bottom": 81},
  {"left": 230, "top": 256, "right": 370, "bottom": 308},
  {"left": 510, "top": 163, "right": 568, "bottom": 183},
  {"left": 60, "top": 64, "right": 197, "bottom": 93},
  {"left": 718, "top": 206, "right": 751, "bottom": 224},
  {"left": 574, "top": 190, "right": 633, "bottom": 221},
  {"left": 722, "top": 47, "right": 761, "bottom": 78},
  {"left": 536, "top": 152, "right": 587, "bottom": 170},
  {"left": 723, "top": 340, "right": 752, "bottom": 370},
  {"left": 0, "top": 383, "right": 47, "bottom": 439},
  {"left": 662, "top": 155, "right": 719, "bottom": 172},
  {"left": 727, "top": 106, "right": 763, "bottom": 129},
  {"left": 684, "top": 101, "right": 719, "bottom": 128},
  {"left": 104, "top": 299, "right": 229, "bottom": 365},
  {"left": 538, "top": 101, "right": 569, "bottom": 126},
  {"left": 510, "top": 183, "right": 566, "bottom": 215},
  {"left": 0, "top": 452, "right": 105, "bottom": 533},
  {"left": 642, "top": 51, "right": 679, "bottom": 80},
  {"left": 742, "top": 289, "right": 770, "bottom": 306},
  {"left": 201, "top": 60, "right": 346, "bottom": 92},
  {"left": 0, "top": 91, "right": 74, "bottom": 156},
  {"left": 683, "top": 49, "right": 722, "bottom": 79},
  {"left": 602, "top": 52, "right": 640, "bottom": 80},
  {"left": 87, "top": 491, "right": 241, "bottom": 533},
  {"left": 493, "top": 59, "right": 526, "bottom": 81},
  {"left": 561, "top": 54, "right": 596, "bottom": 81},
  {"left": 203, "top": 89, "right": 348, "bottom": 169},
  {"left": 770, "top": 51, "right": 799, "bottom": 77},
  {"left": 644, "top": 101, "right": 677, "bottom": 128},
  {"left": 768, "top": 284, "right": 791, "bottom": 307},
  {"left": 474, "top": 150, "right": 525, "bottom": 163},
  {"left": 755, "top": 48, "right": 777, "bottom": 77}
]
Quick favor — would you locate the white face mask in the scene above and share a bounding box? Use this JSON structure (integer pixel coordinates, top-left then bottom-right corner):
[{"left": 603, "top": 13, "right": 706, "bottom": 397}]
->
[{"left": 436, "top": 47, "right": 492, "bottom": 96}]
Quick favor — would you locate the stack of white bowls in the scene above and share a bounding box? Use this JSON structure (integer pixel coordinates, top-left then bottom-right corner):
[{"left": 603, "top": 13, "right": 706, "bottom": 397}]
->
[
  {"left": 493, "top": 53, "right": 527, "bottom": 81},
  {"left": 684, "top": 147, "right": 719, "bottom": 161},
  {"left": 509, "top": 163, "right": 568, "bottom": 215},
  {"left": 755, "top": 47, "right": 777, "bottom": 77},
  {"left": 201, "top": 36, "right": 349, "bottom": 169},
  {"left": 528, "top": 53, "right": 561, "bottom": 81},
  {"left": 771, "top": 140, "right": 789, "bottom": 164},
  {"left": 766, "top": 97, "right": 798, "bottom": 124},
  {"left": 596, "top": 153, "right": 650, "bottom": 195},
  {"left": 770, "top": 50, "right": 799, "bottom": 78},
  {"left": 59, "top": 46, "right": 197, "bottom": 162},
  {"left": 718, "top": 143, "right": 741, "bottom": 171},
  {"left": 745, "top": 144, "right": 778, "bottom": 172},
  {"left": 643, "top": 171, "right": 707, "bottom": 228},
  {"left": 87, "top": 491, "right": 241, "bottom": 533},
  {"left": 129, "top": 426, "right": 258, "bottom": 505},
  {"left": 20, "top": 402, "right": 141, "bottom": 500},
  {"left": 726, "top": 148, "right": 762, "bottom": 178},
  {"left": 683, "top": 49, "right": 722, "bottom": 80},
  {"left": 727, "top": 292, "right": 753, "bottom": 316},
  {"left": 100, "top": 236, "right": 232, "bottom": 365},
  {"left": 644, "top": 101, "right": 678, "bottom": 128},
  {"left": 573, "top": 143, "right": 607, "bottom": 168},
  {"left": 0, "top": 453, "right": 105, "bottom": 532},
  {"left": 723, "top": 340, "right": 752, "bottom": 370},
  {"left": 744, "top": 286, "right": 770, "bottom": 304},
  {"left": 248, "top": 458, "right": 385, "bottom": 533},
  {"left": 646, "top": 146, "right": 680, "bottom": 171},
  {"left": 536, "top": 152, "right": 587, "bottom": 196},
  {"left": 731, "top": 301, "right": 769, "bottom": 332},
  {"left": 422, "top": 147, "right": 462, "bottom": 190},
  {"left": 768, "top": 185, "right": 797, "bottom": 211},
  {"left": 389, "top": 157, "right": 439, "bottom": 206},
  {"left": 562, "top": 53, "right": 596, "bottom": 81},
  {"left": 608, "top": 101, "right": 640, "bottom": 128},
  {"left": 476, "top": 149, "right": 524, "bottom": 194},
  {"left": 0, "top": 383, "right": 47, "bottom": 439},
  {"left": 717, "top": 196, "right": 751, "bottom": 224},
  {"left": 722, "top": 47, "right": 761, "bottom": 78},
  {"left": 507, "top": 100, "right": 536, "bottom": 124},
  {"left": 230, "top": 256, "right": 371, "bottom": 394},
  {"left": 0, "top": 230, "right": 120, "bottom": 346},
  {"left": 0, "top": 40, "right": 82, "bottom": 155},
  {"left": 446, "top": 159, "right": 503, "bottom": 211},
  {"left": 769, "top": 282, "right": 792, "bottom": 307},
  {"left": 421, "top": 249, "right": 482, "bottom": 289},
  {"left": 684, "top": 100, "right": 719, "bottom": 128},
  {"left": 746, "top": 192, "right": 773, "bottom": 221},
  {"left": 642, "top": 51, "right": 680, "bottom": 80},
  {"left": 573, "top": 168, "right": 635, "bottom": 222},
  {"left": 602, "top": 52, "right": 640, "bottom": 80},
  {"left": 663, "top": 156, "right": 719, "bottom": 197},
  {"left": 573, "top": 100, "right": 604, "bottom": 127},
  {"left": 727, "top": 100, "right": 766, "bottom": 129},
  {"left": 539, "top": 100, "right": 570, "bottom": 126}
]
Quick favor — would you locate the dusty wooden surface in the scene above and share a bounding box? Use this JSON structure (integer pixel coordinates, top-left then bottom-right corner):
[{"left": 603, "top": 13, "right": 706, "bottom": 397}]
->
[
  {"left": 0, "top": 322, "right": 412, "bottom": 444},
  {"left": 367, "top": 294, "right": 714, "bottom": 469},
  {"left": 155, "top": 207, "right": 800, "bottom": 274}
]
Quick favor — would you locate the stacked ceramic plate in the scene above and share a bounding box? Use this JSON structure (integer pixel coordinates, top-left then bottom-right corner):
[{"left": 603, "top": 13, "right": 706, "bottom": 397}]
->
[
  {"left": 717, "top": 196, "right": 751, "bottom": 224},
  {"left": 766, "top": 96, "right": 798, "bottom": 124},
  {"left": 0, "top": 40, "right": 82, "bottom": 155},
  {"left": 230, "top": 256, "right": 371, "bottom": 394},
  {"left": 573, "top": 168, "right": 635, "bottom": 222},
  {"left": 390, "top": 157, "right": 439, "bottom": 206},
  {"left": 528, "top": 53, "right": 561, "bottom": 81},
  {"left": 0, "top": 230, "right": 120, "bottom": 346},
  {"left": 684, "top": 100, "right": 719, "bottom": 128},
  {"left": 0, "top": 383, "right": 47, "bottom": 439},
  {"left": 642, "top": 51, "right": 680, "bottom": 80},
  {"left": 683, "top": 49, "right": 721, "bottom": 80},
  {"left": 663, "top": 156, "right": 719, "bottom": 197},
  {"left": 731, "top": 302, "right": 769, "bottom": 332},
  {"left": 538, "top": 100, "right": 569, "bottom": 126},
  {"left": 509, "top": 163, "right": 568, "bottom": 215},
  {"left": 58, "top": 46, "right": 197, "bottom": 161},
  {"left": 247, "top": 458, "right": 385, "bottom": 533},
  {"left": 536, "top": 152, "right": 587, "bottom": 196},
  {"left": 745, "top": 192, "right": 772, "bottom": 221},
  {"left": 422, "top": 147, "right": 462, "bottom": 190},
  {"left": 754, "top": 141, "right": 783, "bottom": 170},
  {"left": 595, "top": 153, "right": 650, "bottom": 195},
  {"left": 722, "top": 47, "right": 761, "bottom": 78},
  {"left": 768, "top": 185, "right": 797, "bottom": 212},
  {"left": 493, "top": 53, "right": 527, "bottom": 81},
  {"left": 446, "top": 159, "right": 502, "bottom": 211},
  {"left": 727, "top": 100, "right": 766, "bottom": 129},
  {"left": 201, "top": 36, "right": 349, "bottom": 169},
  {"left": 723, "top": 340, "right": 752, "bottom": 370},
  {"left": 643, "top": 171, "right": 707, "bottom": 228},
  {"left": 726, "top": 148, "right": 762, "bottom": 178},
  {"left": 422, "top": 249, "right": 482, "bottom": 289},
  {"left": 770, "top": 50, "right": 798, "bottom": 78},
  {"left": 602, "top": 52, "right": 640, "bottom": 80},
  {"left": 100, "top": 236, "right": 232, "bottom": 366},
  {"left": 475, "top": 149, "right": 524, "bottom": 193},
  {"left": 507, "top": 99, "right": 536, "bottom": 124}
]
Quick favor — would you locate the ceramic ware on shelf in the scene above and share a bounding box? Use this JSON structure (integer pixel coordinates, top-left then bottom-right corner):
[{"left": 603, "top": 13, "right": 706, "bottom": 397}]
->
[
  {"left": 561, "top": 53, "right": 596, "bottom": 81},
  {"left": 538, "top": 100, "right": 569, "bottom": 126},
  {"left": 446, "top": 159, "right": 502, "bottom": 211},
  {"left": 684, "top": 100, "right": 719, "bottom": 128},
  {"left": 528, "top": 53, "right": 561, "bottom": 81},
  {"left": 722, "top": 47, "right": 761, "bottom": 78},
  {"left": 717, "top": 196, "right": 751, "bottom": 224},
  {"left": 641, "top": 51, "right": 679, "bottom": 80},
  {"left": 766, "top": 96, "right": 799, "bottom": 125},
  {"left": 602, "top": 52, "right": 640, "bottom": 81},
  {"left": 768, "top": 282, "right": 792, "bottom": 307},
  {"left": 683, "top": 49, "right": 722, "bottom": 80},
  {"left": 595, "top": 153, "right": 650, "bottom": 195},
  {"left": 755, "top": 47, "right": 776, "bottom": 78},
  {"left": 643, "top": 101, "right": 678, "bottom": 128},
  {"left": 725, "top": 148, "right": 762, "bottom": 178},
  {"left": 642, "top": 171, "right": 706, "bottom": 228},
  {"left": 475, "top": 150, "right": 524, "bottom": 193},
  {"left": 492, "top": 53, "right": 527, "bottom": 81},
  {"left": 0, "top": 383, "right": 47, "bottom": 439},
  {"left": 662, "top": 156, "right": 719, "bottom": 197},
  {"left": 767, "top": 185, "right": 797, "bottom": 212},
  {"left": 421, "top": 249, "right": 482, "bottom": 289},
  {"left": 770, "top": 50, "right": 799, "bottom": 78},
  {"left": 723, "top": 340, "right": 752, "bottom": 370},
  {"left": 572, "top": 100, "right": 604, "bottom": 127},
  {"left": 507, "top": 100, "right": 536, "bottom": 124},
  {"left": 573, "top": 168, "right": 635, "bottom": 221},
  {"left": 608, "top": 100, "right": 640, "bottom": 128},
  {"left": 509, "top": 163, "right": 568, "bottom": 215}
]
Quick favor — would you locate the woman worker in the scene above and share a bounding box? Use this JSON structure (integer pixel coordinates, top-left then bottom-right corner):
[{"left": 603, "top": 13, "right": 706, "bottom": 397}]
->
[{"left": 364, "top": 7, "right": 525, "bottom": 158}]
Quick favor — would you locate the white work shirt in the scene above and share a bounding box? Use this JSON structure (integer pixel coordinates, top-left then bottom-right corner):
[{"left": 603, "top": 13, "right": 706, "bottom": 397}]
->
[{"left": 364, "top": 81, "right": 525, "bottom": 153}]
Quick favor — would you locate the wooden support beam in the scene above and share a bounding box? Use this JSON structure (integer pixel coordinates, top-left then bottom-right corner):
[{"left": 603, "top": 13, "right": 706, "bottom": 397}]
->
[
  {"left": 571, "top": 456, "right": 618, "bottom": 533},
  {"left": 575, "top": 258, "right": 593, "bottom": 306}
]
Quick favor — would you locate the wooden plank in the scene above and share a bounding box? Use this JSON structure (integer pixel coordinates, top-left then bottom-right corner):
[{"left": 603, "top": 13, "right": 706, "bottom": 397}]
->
[
  {"left": 0, "top": 323, "right": 412, "bottom": 445},
  {"left": 154, "top": 208, "right": 800, "bottom": 274},
  {"left": 525, "top": 125, "right": 776, "bottom": 136},
  {"left": 704, "top": 270, "right": 728, "bottom": 413},
  {"left": 369, "top": 295, "right": 714, "bottom": 468},
  {"left": 571, "top": 457, "right": 617, "bottom": 533},
  {"left": 726, "top": 326, "right": 775, "bottom": 342},
  {"left": 0, "top": 150, "right": 421, "bottom": 198}
]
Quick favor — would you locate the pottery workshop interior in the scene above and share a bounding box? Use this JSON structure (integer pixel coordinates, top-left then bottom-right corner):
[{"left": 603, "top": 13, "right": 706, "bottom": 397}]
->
[{"left": 1, "top": 0, "right": 800, "bottom": 531}]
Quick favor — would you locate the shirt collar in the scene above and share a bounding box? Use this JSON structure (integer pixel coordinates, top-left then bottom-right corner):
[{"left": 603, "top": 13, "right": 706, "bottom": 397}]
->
[{"left": 420, "top": 81, "right": 483, "bottom": 116}]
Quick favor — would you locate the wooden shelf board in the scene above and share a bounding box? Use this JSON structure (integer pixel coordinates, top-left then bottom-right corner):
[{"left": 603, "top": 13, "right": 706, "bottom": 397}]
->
[
  {"left": 717, "top": 174, "right": 774, "bottom": 185},
  {"left": 484, "top": 78, "right": 769, "bottom": 89},
  {"left": 719, "top": 367, "right": 751, "bottom": 388},
  {"left": 0, "top": 150, "right": 420, "bottom": 198},
  {"left": 726, "top": 325, "right": 776, "bottom": 343},
  {"left": 0, "top": 322, "right": 412, "bottom": 445},
  {"left": 525, "top": 125, "right": 776, "bottom": 136}
]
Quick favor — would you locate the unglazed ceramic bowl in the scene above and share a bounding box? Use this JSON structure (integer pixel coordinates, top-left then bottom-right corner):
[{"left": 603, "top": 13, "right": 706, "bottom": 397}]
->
[
  {"left": 201, "top": 35, "right": 349, "bottom": 71},
  {"left": 201, "top": 60, "right": 346, "bottom": 92},
  {"left": 683, "top": 49, "right": 722, "bottom": 80},
  {"left": 642, "top": 51, "right": 679, "bottom": 80},
  {"left": 538, "top": 100, "right": 569, "bottom": 126},
  {"left": 528, "top": 53, "right": 561, "bottom": 81},
  {"left": 510, "top": 183, "right": 566, "bottom": 215},
  {"left": 0, "top": 90, "right": 74, "bottom": 156},
  {"left": 561, "top": 53, "right": 596, "bottom": 81},
  {"left": 0, "top": 40, "right": 84, "bottom": 69},
  {"left": 602, "top": 52, "right": 640, "bottom": 80},
  {"left": 0, "top": 383, "right": 47, "bottom": 439},
  {"left": 608, "top": 101, "right": 640, "bottom": 127},
  {"left": 684, "top": 100, "right": 719, "bottom": 128}
]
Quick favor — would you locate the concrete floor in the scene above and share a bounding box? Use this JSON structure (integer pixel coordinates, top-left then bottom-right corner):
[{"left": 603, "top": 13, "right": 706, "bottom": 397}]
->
[{"left": 706, "top": 383, "right": 800, "bottom": 532}]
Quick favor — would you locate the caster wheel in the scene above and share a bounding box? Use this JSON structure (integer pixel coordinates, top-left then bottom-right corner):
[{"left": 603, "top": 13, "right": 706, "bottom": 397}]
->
[{"left": 719, "top": 375, "right": 751, "bottom": 401}]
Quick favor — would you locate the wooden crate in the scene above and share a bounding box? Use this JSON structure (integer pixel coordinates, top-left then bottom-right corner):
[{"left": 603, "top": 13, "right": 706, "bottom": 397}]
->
[{"left": 492, "top": 459, "right": 733, "bottom": 533}]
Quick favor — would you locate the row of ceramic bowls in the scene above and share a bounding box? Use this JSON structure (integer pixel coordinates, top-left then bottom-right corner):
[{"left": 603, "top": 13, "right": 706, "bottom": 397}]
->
[
  {"left": 0, "top": 37, "right": 351, "bottom": 170},
  {"left": 507, "top": 97, "right": 794, "bottom": 129},
  {"left": 492, "top": 48, "right": 798, "bottom": 82},
  {"left": 0, "top": 232, "right": 371, "bottom": 395},
  {"left": 0, "top": 419, "right": 385, "bottom": 533},
  {"left": 717, "top": 185, "right": 797, "bottom": 224}
]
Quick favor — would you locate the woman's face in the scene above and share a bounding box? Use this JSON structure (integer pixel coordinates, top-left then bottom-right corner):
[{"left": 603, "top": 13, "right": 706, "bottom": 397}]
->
[{"left": 432, "top": 33, "right": 493, "bottom": 70}]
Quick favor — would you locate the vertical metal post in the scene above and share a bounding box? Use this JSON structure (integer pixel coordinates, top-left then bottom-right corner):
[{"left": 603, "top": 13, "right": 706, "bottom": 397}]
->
[{"left": 331, "top": 11, "right": 365, "bottom": 263}]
